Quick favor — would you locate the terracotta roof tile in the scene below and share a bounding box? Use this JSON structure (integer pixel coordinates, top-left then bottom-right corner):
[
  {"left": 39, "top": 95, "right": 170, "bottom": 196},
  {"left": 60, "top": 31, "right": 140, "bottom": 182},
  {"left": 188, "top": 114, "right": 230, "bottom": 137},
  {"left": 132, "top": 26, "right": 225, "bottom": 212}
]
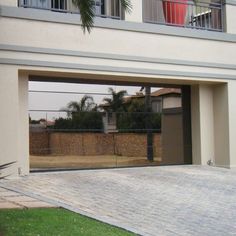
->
[{"left": 151, "top": 88, "right": 181, "bottom": 97}]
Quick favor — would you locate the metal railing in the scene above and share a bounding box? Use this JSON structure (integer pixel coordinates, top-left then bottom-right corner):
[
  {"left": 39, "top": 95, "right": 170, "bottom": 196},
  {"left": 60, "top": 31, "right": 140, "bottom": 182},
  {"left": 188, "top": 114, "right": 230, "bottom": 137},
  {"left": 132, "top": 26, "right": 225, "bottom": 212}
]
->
[
  {"left": 18, "top": 0, "right": 122, "bottom": 20},
  {"left": 18, "top": 0, "right": 223, "bottom": 31},
  {"left": 143, "top": 0, "right": 223, "bottom": 32}
]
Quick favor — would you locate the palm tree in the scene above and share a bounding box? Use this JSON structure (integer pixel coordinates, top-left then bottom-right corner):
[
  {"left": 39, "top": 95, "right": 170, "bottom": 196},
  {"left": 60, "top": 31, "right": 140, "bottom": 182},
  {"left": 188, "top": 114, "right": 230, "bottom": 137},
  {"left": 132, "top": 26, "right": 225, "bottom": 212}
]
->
[
  {"left": 55, "top": 95, "right": 103, "bottom": 131},
  {"left": 72, "top": 0, "right": 132, "bottom": 32},
  {"left": 63, "top": 95, "right": 96, "bottom": 118},
  {"left": 103, "top": 87, "right": 127, "bottom": 112}
]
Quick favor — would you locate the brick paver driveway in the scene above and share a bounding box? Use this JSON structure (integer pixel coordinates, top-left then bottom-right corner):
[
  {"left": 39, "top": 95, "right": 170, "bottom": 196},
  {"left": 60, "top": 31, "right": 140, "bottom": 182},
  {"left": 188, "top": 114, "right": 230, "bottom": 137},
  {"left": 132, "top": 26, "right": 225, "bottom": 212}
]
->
[{"left": 1, "top": 166, "right": 236, "bottom": 236}]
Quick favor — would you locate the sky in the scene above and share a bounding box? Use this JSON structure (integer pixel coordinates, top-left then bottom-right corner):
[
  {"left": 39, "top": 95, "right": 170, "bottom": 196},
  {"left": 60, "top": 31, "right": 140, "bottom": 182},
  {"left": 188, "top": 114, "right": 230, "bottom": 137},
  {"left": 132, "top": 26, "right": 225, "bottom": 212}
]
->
[{"left": 29, "top": 81, "right": 162, "bottom": 120}]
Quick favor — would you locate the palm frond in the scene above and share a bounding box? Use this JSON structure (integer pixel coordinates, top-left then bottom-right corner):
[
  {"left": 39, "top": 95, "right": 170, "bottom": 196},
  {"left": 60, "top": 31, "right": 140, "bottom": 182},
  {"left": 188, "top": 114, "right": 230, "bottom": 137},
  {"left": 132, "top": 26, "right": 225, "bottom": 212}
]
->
[
  {"left": 72, "top": 0, "right": 95, "bottom": 33},
  {"left": 103, "top": 98, "right": 112, "bottom": 104},
  {"left": 62, "top": 95, "right": 96, "bottom": 118},
  {"left": 103, "top": 87, "right": 127, "bottom": 112},
  {"left": 117, "top": 90, "right": 127, "bottom": 98},
  {"left": 120, "top": 0, "right": 132, "bottom": 13},
  {"left": 108, "top": 87, "right": 115, "bottom": 95},
  {"left": 67, "top": 101, "right": 81, "bottom": 112},
  {"left": 80, "top": 95, "right": 95, "bottom": 111},
  {"left": 72, "top": 0, "right": 132, "bottom": 33}
]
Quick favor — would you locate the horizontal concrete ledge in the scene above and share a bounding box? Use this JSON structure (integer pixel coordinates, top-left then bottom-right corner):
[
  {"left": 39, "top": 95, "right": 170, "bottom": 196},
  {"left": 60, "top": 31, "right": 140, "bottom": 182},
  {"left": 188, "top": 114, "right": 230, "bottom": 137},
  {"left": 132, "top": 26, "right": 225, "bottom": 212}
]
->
[
  {"left": 1, "top": 44, "right": 236, "bottom": 71},
  {"left": 1, "top": 58, "right": 236, "bottom": 81},
  {"left": 223, "top": 0, "right": 236, "bottom": 6},
  {"left": 1, "top": 6, "right": 236, "bottom": 43}
]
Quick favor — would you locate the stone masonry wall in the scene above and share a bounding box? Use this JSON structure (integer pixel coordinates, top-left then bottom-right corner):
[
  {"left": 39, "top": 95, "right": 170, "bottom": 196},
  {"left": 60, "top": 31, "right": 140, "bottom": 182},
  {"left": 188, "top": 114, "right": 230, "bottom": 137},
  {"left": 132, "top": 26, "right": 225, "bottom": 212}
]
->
[
  {"left": 30, "top": 131, "right": 50, "bottom": 155},
  {"left": 30, "top": 132, "right": 162, "bottom": 158},
  {"left": 114, "top": 133, "right": 162, "bottom": 157},
  {"left": 49, "top": 133, "right": 115, "bottom": 156}
]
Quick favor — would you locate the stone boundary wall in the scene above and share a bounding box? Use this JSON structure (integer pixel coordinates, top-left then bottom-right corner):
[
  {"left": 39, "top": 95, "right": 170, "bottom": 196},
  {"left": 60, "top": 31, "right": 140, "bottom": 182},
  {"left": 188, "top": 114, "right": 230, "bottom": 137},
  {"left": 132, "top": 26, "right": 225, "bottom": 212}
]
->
[
  {"left": 30, "top": 132, "right": 162, "bottom": 158},
  {"left": 30, "top": 131, "right": 50, "bottom": 155}
]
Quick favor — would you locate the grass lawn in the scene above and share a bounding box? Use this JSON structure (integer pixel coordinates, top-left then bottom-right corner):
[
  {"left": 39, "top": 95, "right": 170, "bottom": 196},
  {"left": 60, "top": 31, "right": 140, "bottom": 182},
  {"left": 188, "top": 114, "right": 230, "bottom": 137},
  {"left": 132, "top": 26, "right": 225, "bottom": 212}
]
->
[{"left": 0, "top": 208, "right": 136, "bottom": 236}]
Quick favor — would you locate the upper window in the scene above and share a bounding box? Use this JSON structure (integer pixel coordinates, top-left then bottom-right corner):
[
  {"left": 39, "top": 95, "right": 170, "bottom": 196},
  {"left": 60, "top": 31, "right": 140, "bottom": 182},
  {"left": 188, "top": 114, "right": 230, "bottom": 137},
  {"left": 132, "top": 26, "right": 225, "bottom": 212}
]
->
[
  {"left": 20, "top": 0, "right": 67, "bottom": 10},
  {"left": 94, "top": 0, "right": 121, "bottom": 19},
  {"left": 19, "top": 0, "right": 122, "bottom": 19},
  {"left": 143, "top": 0, "right": 223, "bottom": 32},
  {"left": 52, "top": 0, "right": 67, "bottom": 10}
]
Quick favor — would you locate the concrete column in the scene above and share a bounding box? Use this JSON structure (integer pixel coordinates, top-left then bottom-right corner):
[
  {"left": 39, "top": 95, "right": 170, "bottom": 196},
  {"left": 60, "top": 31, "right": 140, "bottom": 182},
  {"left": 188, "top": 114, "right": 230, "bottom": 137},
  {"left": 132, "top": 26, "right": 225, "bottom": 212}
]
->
[
  {"left": 224, "top": 3, "right": 236, "bottom": 34},
  {"left": 227, "top": 81, "right": 236, "bottom": 168},
  {"left": 192, "top": 82, "right": 236, "bottom": 169},
  {"left": 105, "top": 0, "right": 111, "bottom": 16},
  {"left": 0, "top": 66, "right": 29, "bottom": 178},
  {"left": 18, "top": 72, "right": 29, "bottom": 176},
  {"left": 213, "top": 83, "right": 230, "bottom": 168},
  {"left": 0, "top": 66, "right": 19, "bottom": 178},
  {"left": 191, "top": 84, "right": 215, "bottom": 165},
  {"left": 125, "top": 0, "right": 143, "bottom": 22}
]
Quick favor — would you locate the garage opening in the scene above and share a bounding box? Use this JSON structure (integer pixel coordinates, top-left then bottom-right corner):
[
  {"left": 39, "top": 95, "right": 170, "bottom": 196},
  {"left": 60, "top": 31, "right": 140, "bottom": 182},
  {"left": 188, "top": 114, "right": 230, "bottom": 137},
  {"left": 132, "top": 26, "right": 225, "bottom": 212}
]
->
[{"left": 29, "top": 79, "right": 192, "bottom": 171}]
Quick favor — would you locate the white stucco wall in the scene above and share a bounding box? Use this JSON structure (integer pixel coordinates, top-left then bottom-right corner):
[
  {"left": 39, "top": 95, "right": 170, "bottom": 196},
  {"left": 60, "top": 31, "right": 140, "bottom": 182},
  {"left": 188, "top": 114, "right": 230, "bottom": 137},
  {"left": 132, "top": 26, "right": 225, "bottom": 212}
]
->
[
  {"left": 191, "top": 82, "right": 236, "bottom": 168},
  {"left": 227, "top": 80, "right": 236, "bottom": 168},
  {"left": 18, "top": 72, "right": 29, "bottom": 175},
  {"left": 0, "top": 13, "right": 235, "bottom": 88},
  {"left": 125, "top": 0, "right": 143, "bottom": 22},
  {"left": 0, "top": 65, "right": 29, "bottom": 178},
  {"left": 191, "top": 85, "right": 215, "bottom": 166},
  {"left": 0, "top": 0, "right": 235, "bottom": 34},
  {"left": 225, "top": 4, "right": 236, "bottom": 34},
  {"left": 0, "top": 16, "right": 235, "bottom": 66},
  {"left": 163, "top": 97, "right": 181, "bottom": 109},
  {"left": 213, "top": 83, "right": 230, "bottom": 168},
  {"left": 199, "top": 85, "right": 215, "bottom": 166},
  {"left": 0, "top": 0, "right": 16, "bottom": 6}
]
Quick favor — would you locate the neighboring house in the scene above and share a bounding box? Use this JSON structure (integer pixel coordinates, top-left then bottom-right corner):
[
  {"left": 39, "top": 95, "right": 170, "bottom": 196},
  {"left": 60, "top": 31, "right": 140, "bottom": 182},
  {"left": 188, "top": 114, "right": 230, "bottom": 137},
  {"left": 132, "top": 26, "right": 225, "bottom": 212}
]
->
[
  {"left": 128, "top": 88, "right": 181, "bottom": 113},
  {"left": 153, "top": 89, "right": 181, "bottom": 112},
  {"left": 102, "top": 112, "right": 118, "bottom": 133},
  {"left": 152, "top": 88, "right": 182, "bottom": 111},
  {"left": 1, "top": 0, "right": 236, "bottom": 178},
  {"left": 101, "top": 88, "right": 181, "bottom": 133},
  {"left": 29, "top": 124, "right": 46, "bottom": 132},
  {"left": 30, "top": 120, "right": 55, "bottom": 132}
]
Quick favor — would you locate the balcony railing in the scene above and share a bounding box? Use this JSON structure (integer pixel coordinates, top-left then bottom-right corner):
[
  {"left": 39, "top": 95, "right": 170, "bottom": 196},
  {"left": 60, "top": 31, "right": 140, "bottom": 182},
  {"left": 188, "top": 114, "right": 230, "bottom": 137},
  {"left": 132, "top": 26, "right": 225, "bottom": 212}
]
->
[
  {"left": 18, "top": 0, "right": 223, "bottom": 31},
  {"left": 143, "top": 0, "right": 223, "bottom": 32},
  {"left": 18, "top": 0, "right": 122, "bottom": 20}
]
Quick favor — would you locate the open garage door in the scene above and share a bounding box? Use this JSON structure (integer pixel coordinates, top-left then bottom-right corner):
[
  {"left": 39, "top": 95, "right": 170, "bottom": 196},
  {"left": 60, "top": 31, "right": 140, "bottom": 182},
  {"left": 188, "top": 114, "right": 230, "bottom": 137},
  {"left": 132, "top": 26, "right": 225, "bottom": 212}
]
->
[{"left": 29, "top": 80, "right": 192, "bottom": 171}]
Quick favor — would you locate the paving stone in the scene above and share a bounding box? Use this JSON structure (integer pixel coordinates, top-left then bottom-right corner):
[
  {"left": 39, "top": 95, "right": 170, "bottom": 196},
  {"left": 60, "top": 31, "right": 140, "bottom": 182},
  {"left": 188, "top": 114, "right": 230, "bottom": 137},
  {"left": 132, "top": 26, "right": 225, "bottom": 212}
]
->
[
  {"left": 0, "top": 187, "right": 8, "bottom": 192},
  {"left": 1, "top": 166, "right": 236, "bottom": 236},
  {"left": 0, "top": 202, "right": 22, "bottom": 209},
  {"left": 0, "top": 197, "right": 6, "bottom": 202},
  {"left": 0, "top": 187, "right": 56, "bottom": 209},
  {"left": 6, "top": 195, "right": 38, "bottom": 202},
  {"left": 20, "top": 201, "right": 56, "bottom": 208},
  {"left": 0, "top": 190, "right": 21, "bottom": 197}
]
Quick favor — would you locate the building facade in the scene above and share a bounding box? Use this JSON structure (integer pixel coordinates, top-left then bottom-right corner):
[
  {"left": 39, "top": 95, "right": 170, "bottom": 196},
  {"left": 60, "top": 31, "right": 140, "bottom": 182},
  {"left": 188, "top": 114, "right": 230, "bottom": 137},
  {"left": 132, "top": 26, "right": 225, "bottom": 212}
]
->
[{"left": 0, "top": 0, "right": 236, "bottom": 177}]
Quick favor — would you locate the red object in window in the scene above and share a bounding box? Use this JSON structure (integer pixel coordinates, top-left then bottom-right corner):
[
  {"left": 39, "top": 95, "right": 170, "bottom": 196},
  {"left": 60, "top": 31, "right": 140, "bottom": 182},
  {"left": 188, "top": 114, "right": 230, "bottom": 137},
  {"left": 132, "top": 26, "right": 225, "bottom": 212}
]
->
[{"left": 162, "top": 0, "right": 188, "bottom": 25}]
